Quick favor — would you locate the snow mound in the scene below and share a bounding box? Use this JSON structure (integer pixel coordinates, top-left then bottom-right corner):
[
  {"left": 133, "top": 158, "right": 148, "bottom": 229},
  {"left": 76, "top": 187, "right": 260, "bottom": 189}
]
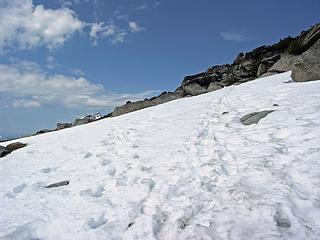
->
[{"left": 1, "top": 72, "right": 320, "bottom": 239}]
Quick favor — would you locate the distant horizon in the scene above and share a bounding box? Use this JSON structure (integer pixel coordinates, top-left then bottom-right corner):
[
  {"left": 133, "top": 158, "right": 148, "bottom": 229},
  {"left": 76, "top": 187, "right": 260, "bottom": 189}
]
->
[{"left": 0, "top": 0, "right": 319, "bottom": 136}]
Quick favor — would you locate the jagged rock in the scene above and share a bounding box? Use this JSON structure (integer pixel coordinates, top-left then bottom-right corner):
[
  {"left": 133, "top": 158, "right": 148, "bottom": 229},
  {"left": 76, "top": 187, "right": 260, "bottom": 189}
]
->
[
  {"left": 36, "top": 129, "right": 52, "bottom": 135},
  {"left": 109, "top": 24, "right": 319, "bottom": 119},
  {"left": 0, "top": 145, "right": 10, "bottom": 158},
  {"left": 1, "top": 142, "right": 27, "bottom": 158},
  {"left": 257, "top": 63, "right": 269, "bottom": 77},
  {"left": 233, "top": 52, "right": 244, "bottom": 65},
  {"left": 207, "top": 82, "right": 222, "bottom": 92},
  {"left": 46, "top": 181, "right": 70, "bottom": 188},
  {"left": 292, "top": 62, "right": 320, "bottom": 82},
  {"left": 5, "top": 142, "right": 27, "bottom": 153},
  {"left": 264, "top": 54, "right": 301, "bottom": 77},
  {"left": 182, "top": 83, "right": 207, "bottom": 96},
  {"left": 73, "top": 115, "right": 92, "bottom": 126},
  {"left": 56, "top": 123, "right": 72, "bottom": 130},
  {"left": 151, "top": 92, "right": 181, "bottom": 104},
  {"left": 297, "top": 23, "right": 320, "bottom": 54},
  {"left": 175, "top": 86, "right": 186, "bottom": 96},
  {"left": 292, "top": 39, "right": 320, "bottom": 81},
  {"left": 220, "top": 73, "right": 238, "bottom": 86},
  {"left": 240, "top": 110, "right": 274, "bottom": 125},
  {"left": 112, "top": 92, "right": 181, "bottom": 117},
  {"left": 239, "top": 57, "right": 258, "bottom": 73},
  {"left": 257, "top": 55, "right": 282, "bottom": 76},
  {"left": 182, "top": 72, "right": 213, "bottom": 87}
]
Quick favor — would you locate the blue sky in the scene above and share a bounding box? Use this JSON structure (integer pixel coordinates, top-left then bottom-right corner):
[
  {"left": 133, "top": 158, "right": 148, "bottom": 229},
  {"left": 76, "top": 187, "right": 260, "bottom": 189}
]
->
[{"left": 0, "top": 0, "right": 319, "bottom": 137}]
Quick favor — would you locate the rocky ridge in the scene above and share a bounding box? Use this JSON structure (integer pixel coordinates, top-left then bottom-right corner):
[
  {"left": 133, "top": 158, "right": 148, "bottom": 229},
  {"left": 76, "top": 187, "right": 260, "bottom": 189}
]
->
[
  {"left": 111, "top": 23, "right": 320, "bottom": 117},
  {"left": 15, "top": 23, "right": 319, "bottom": 137}
]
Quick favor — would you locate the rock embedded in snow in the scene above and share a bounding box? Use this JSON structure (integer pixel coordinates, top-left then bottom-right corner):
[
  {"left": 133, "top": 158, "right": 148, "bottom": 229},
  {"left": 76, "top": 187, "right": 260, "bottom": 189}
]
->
[
  {"left": 45, "top": 181, "right": 70, "bottom": 189},
  {"left": 240, "top": 110, "right": 274, "bottom": 125},
  {"left": 274, "top": 210, "right": 291, "bottom": 228},
  {"left": 5, "top": 142, "right": 27, "bottom": 152},
  {"left": 207, "top": 82, "right": 222, "bottom": 92},
  {"left": 182, "top": 83, "right": 207, "bottom": 96},
  {"left": 56, "top": 123, "right": 72, "bottom": 130},
  {"left": 0, "top": 145, "right": 10, "bottom": 158},
  {"left": 108, "top": 24, "right": 319, "bottom": 119},
  {"left": 0, "top": 142, "right": 27, "bottom": 158}
]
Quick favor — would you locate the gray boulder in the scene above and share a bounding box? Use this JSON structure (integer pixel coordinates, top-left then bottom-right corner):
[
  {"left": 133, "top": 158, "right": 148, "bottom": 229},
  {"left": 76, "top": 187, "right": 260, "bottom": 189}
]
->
[
  {"left": 0, "top": 145, "right": 10, "bottom": 158},
  {"left": 73, "top": 115, "right": 92, "bottom": 126},
  {"left": 112, "top": 92, "right": 181, "bottom": 117},
  {"left": 292, "top": 62, "right": 320, "bottom": 82},
  {"left": 266, "top": 39, "right": 320, "bottom": 81},
  {"left": 207, "top": 82, "right": 222, "bottom": 92},
  {"left": 5, "top": 142, "right": 27, "bottom": 153},
  {"left": 56, "top": 123, "right": 72, "bottom": 130},
  {"left": 292, "top": 39, "right": 320, "bottom": 82},
  {"left": 182, "top": 83, "right": 207, "bottom": 96},
  {"left": 240, "top": 110, "right": 274, "bottom": 125},
  {"left": 0, "top": 142, "right": 27, "bottom": 158},
  {"left": 257, "top": 55, "right": 281, "bottom": 76},
  {"left": 46, "top": 181, "right": 70, "bottom": 188},
  {"left": 36, "top": 129, "right": 52, "bottom": 135}
]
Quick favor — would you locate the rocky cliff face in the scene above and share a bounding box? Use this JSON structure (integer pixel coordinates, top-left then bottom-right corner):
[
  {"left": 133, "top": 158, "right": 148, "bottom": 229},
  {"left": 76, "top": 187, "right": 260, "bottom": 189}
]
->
[
  {"left": 111, "top": 23, "right": 320, "bottom": 117},
  {"left": 180, "top": 23, "right": 320, "bottom": 87}
]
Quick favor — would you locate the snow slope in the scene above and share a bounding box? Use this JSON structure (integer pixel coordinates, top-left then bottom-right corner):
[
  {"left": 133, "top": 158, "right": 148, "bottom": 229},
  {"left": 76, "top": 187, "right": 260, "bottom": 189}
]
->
[{"left": 1, "top": 72, "right": 320, "bottom": 240}]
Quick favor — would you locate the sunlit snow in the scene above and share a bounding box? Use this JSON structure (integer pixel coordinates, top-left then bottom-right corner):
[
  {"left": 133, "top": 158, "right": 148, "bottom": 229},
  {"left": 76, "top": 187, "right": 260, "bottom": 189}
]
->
[{"left": 1, "top": 72, "right": 320, "bottom": 239}]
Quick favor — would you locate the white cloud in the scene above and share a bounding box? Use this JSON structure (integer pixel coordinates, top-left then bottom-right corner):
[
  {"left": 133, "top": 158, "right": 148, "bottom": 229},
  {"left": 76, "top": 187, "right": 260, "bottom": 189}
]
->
[
  {"left": 0, "top": 62, "right": 158, "bottom": 109},
  {"left": 136, "top": 4, "right": 148, "bottom": 11},
  {"left": 129, "top": 21, "right": 145, "bottom": 33},
  {"left": 11, "top": 99, "right": 41, "bottom": 108},
  {"left": 220, "top": 31, "right": 248, "bottom": 42},
  {"left": 0, "top": 0, "right": 145, "bottom": 51},
  {"left": 0, "top": 0, "right": 84, "bottom": 51},
  {"left": 90, "top": 22, "right": 127, "bottom": 45},
  {"left": 59, "top": 0, "right": 91, "bottom": 7}
]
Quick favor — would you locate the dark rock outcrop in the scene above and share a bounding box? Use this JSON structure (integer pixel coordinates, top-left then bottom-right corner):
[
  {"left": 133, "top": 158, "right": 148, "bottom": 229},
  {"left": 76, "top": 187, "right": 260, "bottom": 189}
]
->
[
  {"left": 182, "top": 83, "right": 207, "bottom": 96},
  {"left": 33, "top": 112, "right": 106, "bottom": 136},
  {"left": 46, "top": 181, "right": 70, "bottom": 188},
  {"left": 36, "top": 129, "right": 52, "bottom": 135},
  {"left": 56, "top": 123, "right": 72, "bottom": 130},
  {"left": 109, "top": 23, "right": 319, "bottom": 118},
  {"left": 5, "top": 142, "right": 27, "bottom": 153},
  {"left": 240, "top": 111, "right": 274, "bottom": 125},
  {"left": 0, "top": 145, "right": 10, "bottom": 158},
  {"left": 112, "top": 92, "right": 181, "bottom": 117},
  {"left": 73, "top": 115, "right": 93, "bottom": 126},
  {"left": 0, "top": 142, "right": 27, "bottom": 158}
]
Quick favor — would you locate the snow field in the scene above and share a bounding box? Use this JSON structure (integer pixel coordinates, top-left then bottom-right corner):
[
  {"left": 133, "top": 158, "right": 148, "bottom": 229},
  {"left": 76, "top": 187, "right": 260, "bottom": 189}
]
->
[{"left": 1, "top": 72, "right": 320, "bottom": 239}]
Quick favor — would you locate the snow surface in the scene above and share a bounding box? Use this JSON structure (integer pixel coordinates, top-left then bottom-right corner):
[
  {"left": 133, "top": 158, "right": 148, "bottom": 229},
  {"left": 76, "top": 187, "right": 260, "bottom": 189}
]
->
[{"left": 1, "top": 72, "right": 320, "bottom": 239}]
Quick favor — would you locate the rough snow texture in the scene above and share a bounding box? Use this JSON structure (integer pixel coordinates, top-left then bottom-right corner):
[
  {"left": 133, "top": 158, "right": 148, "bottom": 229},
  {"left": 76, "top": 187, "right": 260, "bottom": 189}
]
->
[{"left": 1, "top": 72, "right": 320, "bottom": 240}]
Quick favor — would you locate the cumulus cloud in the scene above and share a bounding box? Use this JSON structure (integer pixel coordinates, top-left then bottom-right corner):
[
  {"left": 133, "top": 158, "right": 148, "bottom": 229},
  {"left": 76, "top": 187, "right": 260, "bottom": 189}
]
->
[
  {"left": 136, "top": 4, "right": 148, "bottom": 11},
  {"left": 0, "top": 0, "right": 145, "bottom": 51},
  {"left": 0, "top": 0, "right": 84, "bottom": 51},
  {"left": 129, "top": 22, "right": 145, "bottom": 33},
  {"left": 90, "top": 22, "right": 127, "bottom": 45},
  {"left": 11, "top": 99, "right": 41, "bottom": 108},
  {"left": 0, "top": 61, "right": 158, "bottom": 109},
  {"left": 220, "top": 31, "right": 248, "bottom": 42}
]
